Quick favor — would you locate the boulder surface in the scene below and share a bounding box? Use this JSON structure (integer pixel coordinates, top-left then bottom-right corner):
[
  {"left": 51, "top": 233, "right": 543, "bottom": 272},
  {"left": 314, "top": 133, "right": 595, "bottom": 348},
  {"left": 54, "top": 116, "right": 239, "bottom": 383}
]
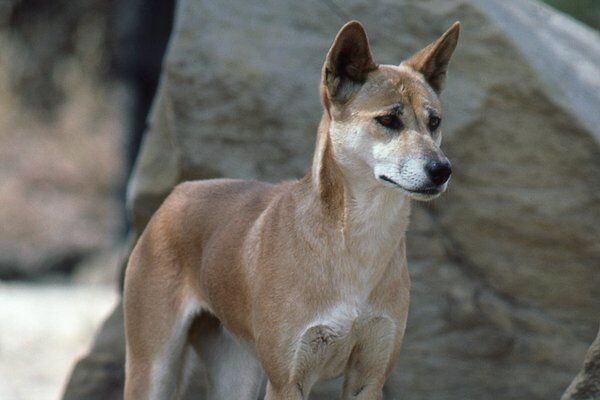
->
[
  {"left": 562, "top": 326, "right": 600, "bottom": 400},
  {"left": 64, "top": 0, "right": 600, "bottom": 399}
]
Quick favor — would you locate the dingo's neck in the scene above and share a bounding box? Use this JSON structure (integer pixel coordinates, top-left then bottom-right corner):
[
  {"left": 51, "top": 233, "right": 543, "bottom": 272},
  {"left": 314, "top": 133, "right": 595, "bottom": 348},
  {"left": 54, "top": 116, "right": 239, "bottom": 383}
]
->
[{"left": 305, "top": 112, "right": 411, "bottom": 263}]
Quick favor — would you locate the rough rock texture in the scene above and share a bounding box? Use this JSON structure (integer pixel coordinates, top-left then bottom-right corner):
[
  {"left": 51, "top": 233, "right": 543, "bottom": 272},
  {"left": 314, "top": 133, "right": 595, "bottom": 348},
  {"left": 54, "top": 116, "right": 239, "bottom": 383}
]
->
[
  {"left": 562, "top": 326, "right": 600, "bottom": 400},
  {"left": 64, "top": 0, "right": 600, "bottom": 399},
  {"left": 62, "top": 301, "right": 126, "bottom": 400}
]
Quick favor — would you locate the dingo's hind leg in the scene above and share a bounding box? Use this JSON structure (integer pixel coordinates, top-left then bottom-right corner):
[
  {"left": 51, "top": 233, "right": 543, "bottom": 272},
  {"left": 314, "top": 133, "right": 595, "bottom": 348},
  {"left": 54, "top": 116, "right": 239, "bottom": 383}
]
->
[
  {"left": 124, "top": 253, "right": 202, "bottom": 400},
  {"left": 124, "top": 297, "right": 200, "bottom": 400}
]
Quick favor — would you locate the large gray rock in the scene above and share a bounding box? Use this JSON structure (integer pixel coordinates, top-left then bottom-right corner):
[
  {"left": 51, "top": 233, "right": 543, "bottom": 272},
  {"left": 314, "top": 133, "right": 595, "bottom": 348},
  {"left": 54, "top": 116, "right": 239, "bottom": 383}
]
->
[
  {"left": 62, "top": 301, "right": 126, "bottom": 400},
  {"left": 562, "top": 326, "right": 600, "bottom": 400},
  {"left": 64, "top": 0, "right": 600, "bottom": 399}
]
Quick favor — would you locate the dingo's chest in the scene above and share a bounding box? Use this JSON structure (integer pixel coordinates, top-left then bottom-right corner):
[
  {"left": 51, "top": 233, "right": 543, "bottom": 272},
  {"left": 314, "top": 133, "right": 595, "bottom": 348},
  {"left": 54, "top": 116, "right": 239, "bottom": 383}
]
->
[{"left": 291, "top": 304, "right": 397, "bottom": 388}]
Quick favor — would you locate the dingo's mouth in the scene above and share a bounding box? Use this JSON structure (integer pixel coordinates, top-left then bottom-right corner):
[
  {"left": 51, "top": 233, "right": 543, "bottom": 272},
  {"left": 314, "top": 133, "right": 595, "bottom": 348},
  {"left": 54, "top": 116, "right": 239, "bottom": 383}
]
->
[{"left": 378, "top": 175, "right": 442, "bottom": 196}]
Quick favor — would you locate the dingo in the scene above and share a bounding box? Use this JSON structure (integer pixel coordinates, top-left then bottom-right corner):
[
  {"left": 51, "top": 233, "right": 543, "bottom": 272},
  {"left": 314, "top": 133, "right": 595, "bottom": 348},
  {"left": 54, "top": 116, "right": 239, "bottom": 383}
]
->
[{"left": 124, "top": 20, "right": 459, "bottom": 400}]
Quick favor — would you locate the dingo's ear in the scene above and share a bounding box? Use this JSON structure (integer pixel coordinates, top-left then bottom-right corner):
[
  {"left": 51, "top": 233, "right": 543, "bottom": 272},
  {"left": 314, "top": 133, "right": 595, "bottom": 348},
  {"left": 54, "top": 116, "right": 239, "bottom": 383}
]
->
[
  {"left": 404, "top": 22, "right": 460, "bottom": 93},
  {"left": 323, "top": 21, "right": 377, "bottom": 103}
]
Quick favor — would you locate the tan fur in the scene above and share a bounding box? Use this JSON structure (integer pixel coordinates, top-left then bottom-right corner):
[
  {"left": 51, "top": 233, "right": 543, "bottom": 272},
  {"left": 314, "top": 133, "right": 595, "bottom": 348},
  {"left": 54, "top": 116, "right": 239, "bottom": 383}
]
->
[{"left": 124, "top": 20, "right": 459, "bottom": 400}]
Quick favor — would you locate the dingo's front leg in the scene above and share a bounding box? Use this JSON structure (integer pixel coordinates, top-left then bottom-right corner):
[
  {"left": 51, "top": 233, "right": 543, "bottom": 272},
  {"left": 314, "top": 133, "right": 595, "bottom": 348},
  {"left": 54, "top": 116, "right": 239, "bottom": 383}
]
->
[
  {"left": 264, "top": 382, "right": 304, "bottom": 400},
  {"left": 341, "top": 316, "right": 397, "bottom": 400}
]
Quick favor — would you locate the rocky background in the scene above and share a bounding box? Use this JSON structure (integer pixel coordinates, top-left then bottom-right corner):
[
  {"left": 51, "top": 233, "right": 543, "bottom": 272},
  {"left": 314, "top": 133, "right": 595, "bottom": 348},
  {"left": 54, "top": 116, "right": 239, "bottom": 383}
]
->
[
  {"left": 0, "top": 0, "right": 598, "bottom": 400},
  {"left": 0, "top": 0, "right": 174, "bottom": 399},
  {"left": 0, "top": 0, "right": 123, "bottom": 281}
]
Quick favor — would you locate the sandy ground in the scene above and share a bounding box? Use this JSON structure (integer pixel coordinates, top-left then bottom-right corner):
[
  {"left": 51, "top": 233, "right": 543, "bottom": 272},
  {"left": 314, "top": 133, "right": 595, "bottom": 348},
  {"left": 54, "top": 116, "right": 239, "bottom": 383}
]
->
[{"left": 0, "top": 282, "right": 118, "bottom": 400}]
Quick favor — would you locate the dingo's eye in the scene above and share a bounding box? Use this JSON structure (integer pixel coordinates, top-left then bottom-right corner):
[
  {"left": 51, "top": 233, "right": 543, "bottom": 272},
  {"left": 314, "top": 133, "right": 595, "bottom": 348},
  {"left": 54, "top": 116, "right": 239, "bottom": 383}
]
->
[
  {"left": 375, "top": 115, "right": 402, "bottom": 130},
  {"left": 428, "top": 116, "right": 441, "bottom": 131}
]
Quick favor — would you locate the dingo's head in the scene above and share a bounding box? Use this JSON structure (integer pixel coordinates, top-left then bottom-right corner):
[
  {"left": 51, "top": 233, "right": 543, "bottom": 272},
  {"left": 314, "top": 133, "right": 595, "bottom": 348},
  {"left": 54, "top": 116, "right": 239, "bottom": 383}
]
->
[{"left": 321, "top": 21, "right": 459, "bottom": 200}]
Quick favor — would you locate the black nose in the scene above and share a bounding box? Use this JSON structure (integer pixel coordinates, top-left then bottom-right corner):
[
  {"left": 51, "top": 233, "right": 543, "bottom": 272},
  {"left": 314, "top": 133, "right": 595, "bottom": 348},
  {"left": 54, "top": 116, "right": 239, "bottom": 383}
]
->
[{"left": 426, "top": 161, "right": 452, "bottom": 186}]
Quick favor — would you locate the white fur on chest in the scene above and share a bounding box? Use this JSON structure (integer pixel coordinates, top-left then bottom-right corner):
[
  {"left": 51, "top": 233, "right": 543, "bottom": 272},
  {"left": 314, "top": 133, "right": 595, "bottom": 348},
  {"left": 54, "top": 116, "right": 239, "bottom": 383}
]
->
[
  {"left": 345, "top": 174, "right": 409, "bottom": 264},
  {"left": 333, "top": 183, "right": 410, "bottom": 298}
]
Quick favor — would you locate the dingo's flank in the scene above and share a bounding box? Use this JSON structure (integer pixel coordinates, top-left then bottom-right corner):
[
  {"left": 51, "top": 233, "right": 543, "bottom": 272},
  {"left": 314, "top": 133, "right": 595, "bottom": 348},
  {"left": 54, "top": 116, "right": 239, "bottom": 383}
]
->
[{"left": 124, "top": 20, "right": 460, "bottom": 400}]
